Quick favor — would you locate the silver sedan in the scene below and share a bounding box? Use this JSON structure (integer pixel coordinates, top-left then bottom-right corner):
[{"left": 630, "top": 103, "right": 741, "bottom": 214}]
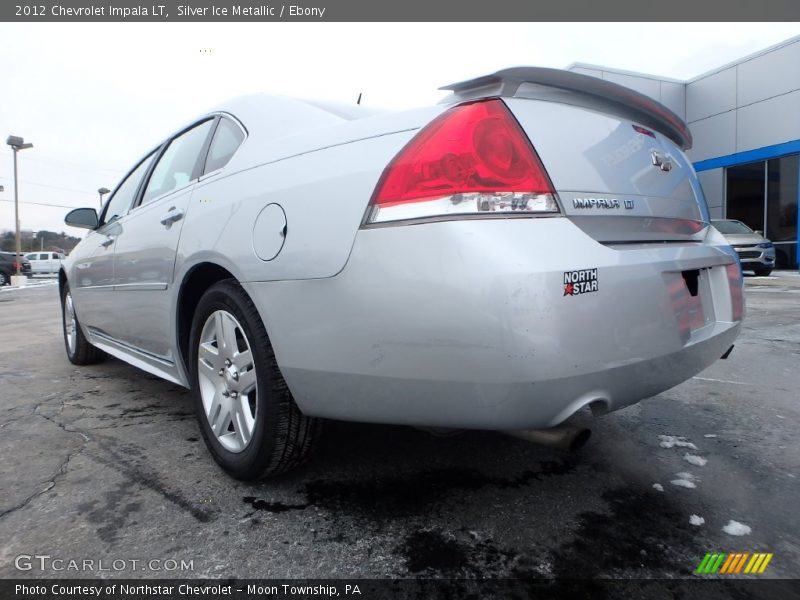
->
[
  {"left": 60, "top": 68, "right": 743, "bottom": 479},
  {"left": 711, "top": 219, "right": 776, "bottom": 276}
]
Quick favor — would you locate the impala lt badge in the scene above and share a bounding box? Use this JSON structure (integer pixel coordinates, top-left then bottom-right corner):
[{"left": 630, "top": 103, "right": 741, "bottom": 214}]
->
[{"left": 573, "top": 197, "right": 620, "bottom": 209}]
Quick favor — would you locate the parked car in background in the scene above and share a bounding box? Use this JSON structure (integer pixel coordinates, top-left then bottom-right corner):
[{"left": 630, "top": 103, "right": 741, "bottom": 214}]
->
[
  {"left": 711, "top": 219, "right": 775, "bottom": 276},
  {"left": 60, "top": 67, "right": 744, "bottom": 480},
  {"left": 0, "top": 252, "right": 32, "bottom": 285},
  {"left": 25, "top": 251, "right": 65, "bottom": 275}
]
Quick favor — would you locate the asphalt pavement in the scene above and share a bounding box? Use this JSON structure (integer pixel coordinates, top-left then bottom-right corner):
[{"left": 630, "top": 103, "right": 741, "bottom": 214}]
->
[{"left": 0, "top": 276, "right": 798, "bottom": 582}]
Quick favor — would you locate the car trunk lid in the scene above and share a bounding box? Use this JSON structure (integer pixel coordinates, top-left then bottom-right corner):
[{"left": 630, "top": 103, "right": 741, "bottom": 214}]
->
[{"left": 441, "top": 68, "right": 709, "bottom": 243}]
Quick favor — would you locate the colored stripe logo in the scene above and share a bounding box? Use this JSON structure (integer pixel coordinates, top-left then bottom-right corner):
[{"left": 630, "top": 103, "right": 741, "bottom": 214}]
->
[{"left": 696, "top": 552, "right": 773, "bottom": 574}]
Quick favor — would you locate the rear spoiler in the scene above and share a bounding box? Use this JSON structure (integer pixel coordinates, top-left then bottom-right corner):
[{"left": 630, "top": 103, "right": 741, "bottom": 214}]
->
[{"left": 440, "top": 67, "right": 692, "bottom": 150}]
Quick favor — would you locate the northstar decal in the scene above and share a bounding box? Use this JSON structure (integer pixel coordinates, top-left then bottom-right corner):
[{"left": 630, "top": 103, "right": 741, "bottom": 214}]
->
[{"left": 563, "top": 268, "right": 598, "bottom": 296}]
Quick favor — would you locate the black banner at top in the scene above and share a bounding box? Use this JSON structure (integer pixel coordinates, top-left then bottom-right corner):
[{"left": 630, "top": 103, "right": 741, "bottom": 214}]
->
[{"left": 2, "top": 0, "right": 800, "bottom": 22}]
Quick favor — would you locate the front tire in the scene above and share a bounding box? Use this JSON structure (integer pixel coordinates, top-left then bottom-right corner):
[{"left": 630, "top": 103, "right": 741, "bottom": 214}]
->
[
  {"left": 61, "top": 283, "right": 107, "bottom": 365},
  {"left": 190, "top": 280, "right": 320, "bottom": 480}
]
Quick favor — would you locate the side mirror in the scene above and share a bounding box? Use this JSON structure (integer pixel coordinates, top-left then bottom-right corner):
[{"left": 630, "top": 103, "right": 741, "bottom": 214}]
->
[
  {"left": 755, "top": 230, "right": 763, "bottom": 236},
  {"left": 65, "top": 207, "right": 99, "bottom": 230}
]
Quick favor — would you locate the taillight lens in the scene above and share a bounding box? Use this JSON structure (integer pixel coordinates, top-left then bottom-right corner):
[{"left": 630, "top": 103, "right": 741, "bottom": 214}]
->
[
  {"left": 726, "top": 262, "right": 744, "bottom": 322},
  {"left": 365, "top": 99, "right": 559, "bottom": 225}
]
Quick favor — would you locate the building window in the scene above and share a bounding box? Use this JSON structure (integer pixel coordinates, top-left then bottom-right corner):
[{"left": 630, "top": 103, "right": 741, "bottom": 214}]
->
[
  {"left": 726, "top": 155, "right": 798, "bottom": 268},
  {"left": 726, "top": 161, "right": 765, "bottom": 232},
  {"left": 767, "top": 156, "right": 799, "bottom": 269}
]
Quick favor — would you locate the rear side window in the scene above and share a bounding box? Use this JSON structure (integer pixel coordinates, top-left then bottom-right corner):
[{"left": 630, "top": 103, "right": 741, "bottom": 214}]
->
[
  {"left": 204, "top": 118, "right": 245, "bottom": 174},
  {"left": 141, "top": 120, "right": 215, "bottom": 205},
  {"left": 103, "top": 151, "right": 158, "bottom": 225}
]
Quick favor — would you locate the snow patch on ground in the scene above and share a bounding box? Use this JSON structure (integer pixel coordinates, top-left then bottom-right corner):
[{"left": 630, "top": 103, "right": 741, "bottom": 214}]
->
[
  {"left": 0, "top": 279, "right": 58, "bottom": 293},
  {"left": 652, "top": 483, "right": 664, "bottom": 492},
  {"left": 675, "top": 472, "right": 699, "bottom": 481},
  {"left": 683, "top": 454, "right": 708, "bottom": 467},
  {"left": 689, "top": 515, "right": 705, "bottom": 526},
  {"left": 723, "top": 520, "right": 751, "bottom": 536},
  {"left": 658, "top": 435, "right": 698, "bottom": 450},
  {"left": 670, "top": 479, "right": 696, "bottom": 489},
  {"left": 703, "top": 434, "right": 718, "bottom": 438}
]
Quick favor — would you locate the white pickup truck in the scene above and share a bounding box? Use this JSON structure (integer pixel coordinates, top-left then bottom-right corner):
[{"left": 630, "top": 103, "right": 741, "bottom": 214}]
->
[{"left": 24, "top": 251, "right": 65, "bottom": 274}]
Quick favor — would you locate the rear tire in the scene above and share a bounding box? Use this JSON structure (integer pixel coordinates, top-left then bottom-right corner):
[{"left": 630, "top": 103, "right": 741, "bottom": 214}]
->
[
  {"left": 0, "top": 271, "right": 8, "bottom": 286},
  {"left": 190, "top": 279, "right": 321, "bottom": 480},
  {"left": 61, "top": 283, "right": 107, "bottom": 365}
]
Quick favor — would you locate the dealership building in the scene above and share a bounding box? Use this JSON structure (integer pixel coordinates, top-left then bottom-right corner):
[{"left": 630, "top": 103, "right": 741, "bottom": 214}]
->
[{"left": 568, "top": 35, "right": 800, "bottom": 269}]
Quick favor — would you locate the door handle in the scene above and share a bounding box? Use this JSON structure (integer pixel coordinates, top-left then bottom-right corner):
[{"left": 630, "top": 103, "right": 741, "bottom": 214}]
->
[
  {"left": 101, "top": 237, "right": 115, "bottom": 248},
  {"left": 160, "top": 207, "right": 185, "bottom": 227}
]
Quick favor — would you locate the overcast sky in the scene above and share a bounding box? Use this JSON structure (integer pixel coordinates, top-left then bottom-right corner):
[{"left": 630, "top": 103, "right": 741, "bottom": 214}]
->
[{"left": 1, "top": 22, "right": 798, "bottom": 238}]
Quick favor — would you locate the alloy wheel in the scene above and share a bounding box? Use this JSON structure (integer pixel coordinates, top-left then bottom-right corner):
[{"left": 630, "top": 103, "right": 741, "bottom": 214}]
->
[
  {"left": 64, "top": 292, "right": 77, "bottom": 355},
  {"left": 197, "top": 310, "right": 258, "bottom": 453}
]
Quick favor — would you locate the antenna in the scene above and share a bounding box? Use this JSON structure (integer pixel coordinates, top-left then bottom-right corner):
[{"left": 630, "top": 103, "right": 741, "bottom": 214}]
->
[{"left": 357, "top": 92, "right": 362, "bottom": 105}]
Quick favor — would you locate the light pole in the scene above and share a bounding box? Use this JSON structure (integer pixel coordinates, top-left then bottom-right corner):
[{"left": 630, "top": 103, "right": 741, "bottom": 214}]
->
[
  {"left": 98, "top": 187, "right": 110, "bottom": 209},
  {"left": 6, "top": 135, "right": 33, "bottom": 285}
]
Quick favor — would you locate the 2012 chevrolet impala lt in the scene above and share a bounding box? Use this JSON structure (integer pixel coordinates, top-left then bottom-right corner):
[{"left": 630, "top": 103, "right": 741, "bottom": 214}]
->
[{"left": 60, "top": 68, "right": 743, "bottom": 479}]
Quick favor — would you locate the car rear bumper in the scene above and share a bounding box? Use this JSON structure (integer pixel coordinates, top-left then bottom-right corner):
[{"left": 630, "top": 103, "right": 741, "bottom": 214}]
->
[{"left": 245, "top": 218, "right": 743, "bottom": 430}]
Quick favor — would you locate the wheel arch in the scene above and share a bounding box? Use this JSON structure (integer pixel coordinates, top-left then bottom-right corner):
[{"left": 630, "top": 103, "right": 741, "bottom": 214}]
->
[
  {"left": 58, "top": 268, "right": 68, "bottom": 299},
  {"left": 176, "top": 262, "right": 239, "bottom": 376}
]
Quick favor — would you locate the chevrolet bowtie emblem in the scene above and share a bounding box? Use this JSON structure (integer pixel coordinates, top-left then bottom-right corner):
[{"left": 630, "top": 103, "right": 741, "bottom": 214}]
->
[{"left": 651, "top": 150, "right": 674, "bottom": 172}]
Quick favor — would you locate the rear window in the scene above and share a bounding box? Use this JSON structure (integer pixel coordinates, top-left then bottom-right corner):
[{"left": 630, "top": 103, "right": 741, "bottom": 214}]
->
[
  {"left": 713, "top": 220, "right": 753, "bottom": 234},
  {"left": 203, "top": 118, "right": 245, "bottom": 174}
]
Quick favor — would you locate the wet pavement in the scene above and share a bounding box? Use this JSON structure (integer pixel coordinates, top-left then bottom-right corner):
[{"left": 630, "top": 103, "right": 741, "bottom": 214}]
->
[{"left": 0, "top": 279, "right": 798, "bottom": 581}]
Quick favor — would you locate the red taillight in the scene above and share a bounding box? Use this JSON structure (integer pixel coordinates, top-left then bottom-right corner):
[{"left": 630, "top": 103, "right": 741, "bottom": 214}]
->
[
  {"left": 366, "top": 99, "right": 558, "bottom": 224},
  {"left": 726, "top": 262, "right": 744, "bottom": 322}
]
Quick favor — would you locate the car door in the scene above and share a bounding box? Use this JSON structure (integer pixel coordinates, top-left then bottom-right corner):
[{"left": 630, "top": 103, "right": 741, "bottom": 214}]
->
[
  {"left": 69, "top": 151, "right": 158, "bottom": 341},
  {"left": 45, "top": 253, "right": 57, "bottom": 272},
  {"left": 112, "top": 118, "right": 216, "bottom": 361},
  {"left": 24, "top": 253, "right": 40, "bottom": 273},
  {"left": 42, "top": 253, "right": 57, "bottom": 273},
  {"left": 28, "top": 253, "right": 44, "bottom": 274}
]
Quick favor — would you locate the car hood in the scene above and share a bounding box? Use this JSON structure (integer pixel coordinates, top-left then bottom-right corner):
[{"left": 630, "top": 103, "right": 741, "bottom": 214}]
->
[{"left": 721, "top": 233, "right": 767, "bottom": 245}]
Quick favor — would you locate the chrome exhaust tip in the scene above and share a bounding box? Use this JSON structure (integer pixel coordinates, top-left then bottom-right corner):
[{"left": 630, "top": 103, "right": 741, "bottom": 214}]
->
[{"left": 504, "top": 425, "right": 591, "bottom": 452}]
